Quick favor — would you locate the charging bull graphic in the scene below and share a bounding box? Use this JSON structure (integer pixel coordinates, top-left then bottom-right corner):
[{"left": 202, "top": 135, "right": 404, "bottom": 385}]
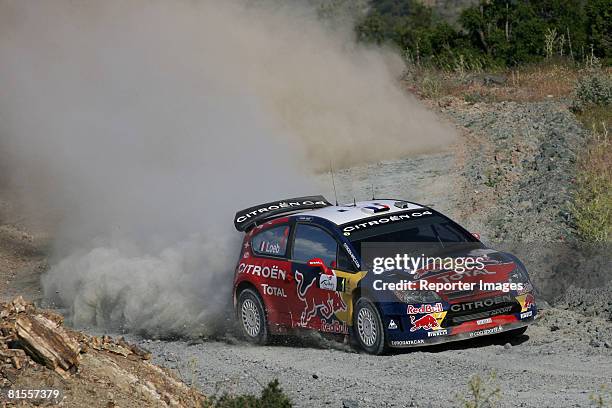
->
[
  {"left": 295, "top": 271, "right": 347, "bottom": 327},
  {"left": 524, "top": 294, "right": 534, "bottom": 310},
  {"left": 410, "top": 314, "right": 440, "bottom": 332}
]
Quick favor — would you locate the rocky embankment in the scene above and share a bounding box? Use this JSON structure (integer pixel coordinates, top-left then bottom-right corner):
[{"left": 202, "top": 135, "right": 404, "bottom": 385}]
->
[
  {"left": 0, "top": 297, "right": 206, "bottom": 407},
  {"left": 441, "top": 99, "right": 611, "bottom": 317}
]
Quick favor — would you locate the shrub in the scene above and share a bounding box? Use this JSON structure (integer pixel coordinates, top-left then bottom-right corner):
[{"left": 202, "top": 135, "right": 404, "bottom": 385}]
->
[
  {"left": 572, "top": 71, "right": 612, "bottom": 111},
  {"left": 457, "top": 373, "right": 501, "bottom": 408},
  {"left": 571, "top": 119, "right": 611, "bottom": 242},
  {"left": 206, "top": 379, "right": 293, "bottom": 408}
]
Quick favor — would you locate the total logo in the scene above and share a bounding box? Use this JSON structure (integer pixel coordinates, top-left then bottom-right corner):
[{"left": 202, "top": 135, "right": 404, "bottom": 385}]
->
[
  {"left": 520, "top": 311, "right": 533, "bottom": 319},
  {"left": 261, "top": 284, "right": 286, "bottom": 298}
]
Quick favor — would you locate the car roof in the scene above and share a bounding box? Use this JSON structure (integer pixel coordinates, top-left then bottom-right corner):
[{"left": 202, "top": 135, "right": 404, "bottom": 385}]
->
[{"left": 296, "top": 199, "right": 426, "bottom": 226}]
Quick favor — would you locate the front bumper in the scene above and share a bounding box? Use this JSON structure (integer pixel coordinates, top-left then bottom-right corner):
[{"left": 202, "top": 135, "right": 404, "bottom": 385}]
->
[
  {"left": 382, "top": 293, "right": 538, "bottom": 348},
  {"left": 388, "top": 315, "right": 536, "bottom": 348}
]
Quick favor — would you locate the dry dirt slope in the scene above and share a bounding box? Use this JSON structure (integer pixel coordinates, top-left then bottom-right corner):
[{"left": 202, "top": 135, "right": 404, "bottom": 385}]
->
[{"left": 0, "top": 297, "right": 206, "bottom": 407}]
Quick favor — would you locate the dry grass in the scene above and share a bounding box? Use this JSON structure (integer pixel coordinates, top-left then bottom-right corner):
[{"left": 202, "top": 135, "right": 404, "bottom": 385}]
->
[
  {"left": 572, "top": 106, "right": 612, "bottom": 242},
  {"left": 502, "top": 61, "right": 580, "bottom": 101},
  {"left": 405, "top": 59, "right": 610, "bottom": 104}
]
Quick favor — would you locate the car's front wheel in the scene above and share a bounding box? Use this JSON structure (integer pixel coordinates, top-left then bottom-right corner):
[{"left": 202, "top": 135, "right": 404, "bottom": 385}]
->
[
  {"left": 353, "top": 297, "right": 387, "bottom": 355},
  {"left": 237, "top": 288, "right": 269, "bottom": 345}
]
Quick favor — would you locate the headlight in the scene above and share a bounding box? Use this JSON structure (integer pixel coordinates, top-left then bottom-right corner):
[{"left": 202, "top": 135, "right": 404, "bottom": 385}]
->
[
  {"left": 508, "top": 266, "right": 528, "bottom": 284},
  {"left": 393, "top": 290, "right": 442, "bottom": 304}
]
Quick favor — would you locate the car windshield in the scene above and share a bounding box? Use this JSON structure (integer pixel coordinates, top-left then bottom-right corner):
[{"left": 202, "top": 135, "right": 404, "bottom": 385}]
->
[{"left": 348, "top": 215, "right": 480, "bottom": 256}]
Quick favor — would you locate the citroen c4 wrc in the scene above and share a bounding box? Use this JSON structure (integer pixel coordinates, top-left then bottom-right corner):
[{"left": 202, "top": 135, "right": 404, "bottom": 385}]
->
[{"left": 232, "top": 196, "right": 537, "bottom": 354}]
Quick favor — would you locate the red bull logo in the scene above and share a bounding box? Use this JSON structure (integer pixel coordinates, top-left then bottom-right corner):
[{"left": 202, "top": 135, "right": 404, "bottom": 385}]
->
[
  {"left": 295, "top": 271, "right": 347, "bottom": 326},
  {"left": 524, "top": 293, "right": 535, "bottom": 310},
  {"left": 410, "top": 314, "right": 440, "bottom": 332},
  {"left": 407, "top": 303, "right": 443, "bottom": 315}
]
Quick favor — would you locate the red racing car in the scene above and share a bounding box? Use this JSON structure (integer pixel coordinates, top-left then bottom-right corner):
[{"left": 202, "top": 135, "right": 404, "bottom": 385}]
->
[{"left": 232, "top": 196, "right": 537, "bottom": 354}]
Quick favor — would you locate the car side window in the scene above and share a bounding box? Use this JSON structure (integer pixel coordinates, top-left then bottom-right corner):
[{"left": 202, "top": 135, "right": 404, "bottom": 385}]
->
[
  {"left": 292, "top": 224, "right": 338, "bottom": 267},
  {"left": 251, "top": 225, "right": 290, "bottom": 257}
]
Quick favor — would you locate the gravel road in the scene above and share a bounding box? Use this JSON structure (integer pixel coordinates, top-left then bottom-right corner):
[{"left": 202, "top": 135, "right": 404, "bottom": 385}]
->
[{"left": 123, "top": 306, "right": 612, "bottom": 408}]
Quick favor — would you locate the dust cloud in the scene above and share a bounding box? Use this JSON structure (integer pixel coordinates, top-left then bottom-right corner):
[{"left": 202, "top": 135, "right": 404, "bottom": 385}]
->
[{"left": 0, "top": 0, "right": 455, "bottom": 337}]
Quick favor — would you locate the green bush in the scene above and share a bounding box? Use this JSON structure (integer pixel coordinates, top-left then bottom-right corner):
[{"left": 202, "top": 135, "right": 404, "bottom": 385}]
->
[
  {"left": 572, "top": 71, "right": 612, "bottom": 111},
  {"left": 206, "top": 380, "right": 293, "bottom": 408}
]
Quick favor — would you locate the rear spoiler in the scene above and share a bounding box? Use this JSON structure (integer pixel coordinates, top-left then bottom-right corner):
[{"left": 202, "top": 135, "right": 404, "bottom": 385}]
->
[{"left": 234, "top": 195, "right": 331, "bottom": 232}]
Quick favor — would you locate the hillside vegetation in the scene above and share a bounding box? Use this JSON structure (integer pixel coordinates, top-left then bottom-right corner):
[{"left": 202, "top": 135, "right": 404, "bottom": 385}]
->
[{"left": 356, "top": 0, "right": 611, "bottom": 69}]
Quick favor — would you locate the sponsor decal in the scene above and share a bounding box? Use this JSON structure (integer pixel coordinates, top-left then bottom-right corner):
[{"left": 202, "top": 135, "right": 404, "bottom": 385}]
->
[
  {"left": 520, "top": 311, "right": 533, "bottom": 319},
  {"left": 259, "top": 240, "right": 281, "bottom": 254},
  {"left": 238, "top": 263, "right": 287, "bottom": 280},
  {"left": 342, "top": 243, "right": 361, "bottom": 269},
  {"left": 235, "top": 199, "right": 329, "bottom": 224},
  {"left": 321, "top": 319, "right": 349, "bottom": 334},
  {"left": 427, "top": 329, "right": 448, "bottom": 337},
  {"left": 469, "top": 326, "right": 502, "bottom": 338},
  {"left": 388, "top": 319, "right": 398, "bottom": 330},
  {"left": 407, "top": 303, "right": 444, "bottom": 315},
  {"left": 520, "top": 293, "right": 535, "bottom": 312},
  {"left": 490, "top": 306, "right": 513, "bottom": 316},
  {"left": 261, "top": 284, "right": 286, "bottom": 298},
  {"left": 450, "top": 295, "right": 514, "bottom": 312},
  {"left": 295, "top": 271, "right": 347, "bottom": 326},
  {"left": 319, "top": 274, "right": 337, "bottom": 291},
  {"left": 391, "top": 339, "right": 425, "bottom": 346},
  {"left": 410, "top": 314, "right": 440, "bottom": 332},
  {"left": 477, "top": 318, "right": 492, "bottom": 325},
  {"left": 341, "top": 210, "right": 433, "bottom": 236},
  {"left": 361, "top": 203, "right": 390, "bottom": 214}
]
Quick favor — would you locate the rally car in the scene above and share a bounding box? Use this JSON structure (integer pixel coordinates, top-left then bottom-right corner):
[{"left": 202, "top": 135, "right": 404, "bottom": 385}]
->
[{"left": 232, "top": 196, "right": 537, "bottom": 354}]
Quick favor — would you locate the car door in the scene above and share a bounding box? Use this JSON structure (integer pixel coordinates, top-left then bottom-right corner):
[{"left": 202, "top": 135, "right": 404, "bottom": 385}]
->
[
  {"left": 289, "top": 223, "right": 364, "bottom": 334},
  {"left": 240, "top": 223, "right": 295, "bottom": 331}
]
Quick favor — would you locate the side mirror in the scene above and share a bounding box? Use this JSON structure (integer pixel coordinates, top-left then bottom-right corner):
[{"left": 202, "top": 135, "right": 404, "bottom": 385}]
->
[
  {"left": 307, "top": 258, "right": 332, "bottom": 275},
  {"left": 471, "top": 232, "right": 481, "bottom": 240}
]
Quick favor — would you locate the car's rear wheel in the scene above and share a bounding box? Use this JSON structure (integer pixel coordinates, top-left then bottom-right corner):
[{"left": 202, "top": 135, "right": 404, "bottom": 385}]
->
[
  {"left": 237, "top": 288, "right": 269, "bottom": 345},
  {"left": 353, "top": 298, "right": 387, "bottom": 355}
]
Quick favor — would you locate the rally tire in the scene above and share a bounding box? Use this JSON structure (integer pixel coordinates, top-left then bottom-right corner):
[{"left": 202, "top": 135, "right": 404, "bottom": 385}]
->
[
  {"left": 237, "top": 288, "right": 269, "bottom": 345},
  {"left": 353, "top": 298, "right": 387, "bottom": 355}
]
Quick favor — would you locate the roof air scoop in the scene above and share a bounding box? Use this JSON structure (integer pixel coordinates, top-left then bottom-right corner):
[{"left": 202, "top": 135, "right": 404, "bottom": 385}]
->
[{"left": 394, "top": 201, "right": 410, "bottom": 209}]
